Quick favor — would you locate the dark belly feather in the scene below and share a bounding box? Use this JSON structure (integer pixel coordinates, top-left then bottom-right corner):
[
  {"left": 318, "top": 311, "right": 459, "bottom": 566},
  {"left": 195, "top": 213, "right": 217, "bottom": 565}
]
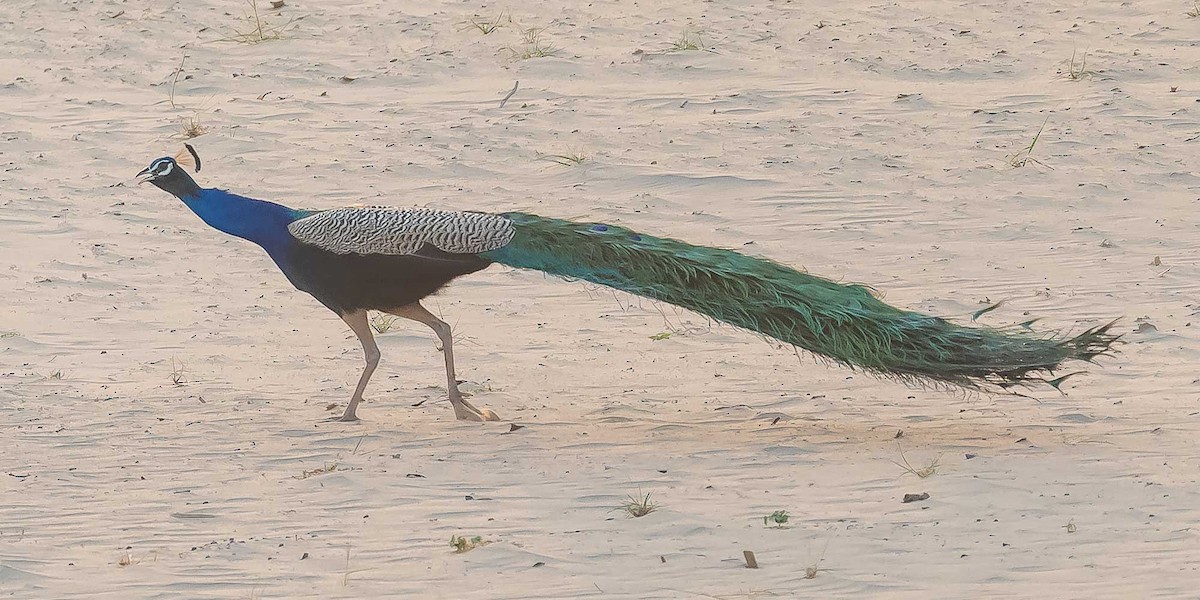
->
[{"left": 278, "top": 241, "right": 492, "bottom": 314}]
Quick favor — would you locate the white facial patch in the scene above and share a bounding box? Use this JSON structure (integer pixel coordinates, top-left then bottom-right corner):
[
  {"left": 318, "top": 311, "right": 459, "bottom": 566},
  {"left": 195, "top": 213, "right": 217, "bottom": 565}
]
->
[{"left": 150, "top": 159, "right": 174, "bottom": 178}]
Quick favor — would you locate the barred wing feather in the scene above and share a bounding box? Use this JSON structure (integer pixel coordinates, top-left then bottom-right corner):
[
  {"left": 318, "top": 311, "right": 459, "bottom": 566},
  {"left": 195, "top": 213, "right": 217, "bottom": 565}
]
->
[{"left": 287, "top": 207, "right": 515, "bottom": 256}]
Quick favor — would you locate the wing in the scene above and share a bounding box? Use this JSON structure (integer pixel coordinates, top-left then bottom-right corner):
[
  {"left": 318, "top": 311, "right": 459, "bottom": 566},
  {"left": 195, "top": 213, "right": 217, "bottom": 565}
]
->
[{"left": 287, "top": 207, "right": 515, "bottom": 256}]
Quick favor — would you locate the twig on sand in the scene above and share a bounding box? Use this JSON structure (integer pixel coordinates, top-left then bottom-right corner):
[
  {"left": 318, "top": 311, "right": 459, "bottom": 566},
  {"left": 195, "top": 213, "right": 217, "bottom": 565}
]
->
[
  {"left": 169, "top": 53, "right": 188, "bottom": 109},
  {"left": 500, "top": 80, "right": 519, "bottom": 108}
]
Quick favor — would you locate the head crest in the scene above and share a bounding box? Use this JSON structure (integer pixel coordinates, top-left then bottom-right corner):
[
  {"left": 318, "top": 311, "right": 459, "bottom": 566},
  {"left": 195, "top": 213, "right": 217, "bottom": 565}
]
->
[{"left": 172, "top": 143, "right": 202, "bottom": 172}]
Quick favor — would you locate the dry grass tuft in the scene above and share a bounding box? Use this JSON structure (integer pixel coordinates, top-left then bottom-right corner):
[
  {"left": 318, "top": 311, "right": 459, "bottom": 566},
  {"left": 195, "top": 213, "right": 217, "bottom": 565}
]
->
[
  {"left": 170, "top": 357, "right": 186, "bottom": 386},
  {"left": 1007, "top": 117, "right": 1050, "bottom": 168},
  {"left": 1063, "top": 50, "right": 1095, "bottom": 81},
  {"left": 223, "top": 0, "right": 299, "bottom": 44},
  {"left": 294, "top": 463, "right": 339, "bottom": 479},
  {"left": 539, "top": 151, "right": 587, "bottom": 166},
  {"left": 671, "top": 28, "right": 705, "bottom": 51},
  {"left": 370, "top": 313, "right": 400, "bottom": 334},
  {"left": 510, "top": 27, "right": 558, "bottom": 60},
  {"left": 618, "top": 492, "right": 659, "bottom": 517},
  {"left": 179, "top": 115, "right": 208, "bottom": 139},
  {"left": 463, "top": 12, "right": 507, "bottom": 35},
  {"left": 450, "top": 535, "right": 491, "bottom": 553},
  {"left": 891, "top": 442, "right": 941, "bottom": 479}
]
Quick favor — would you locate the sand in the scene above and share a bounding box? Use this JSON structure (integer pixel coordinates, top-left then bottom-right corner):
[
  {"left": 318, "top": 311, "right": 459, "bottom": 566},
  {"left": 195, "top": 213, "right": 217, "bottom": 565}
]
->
[{"left": 3, "top": 0, "right": 1200, "bottom": 597}]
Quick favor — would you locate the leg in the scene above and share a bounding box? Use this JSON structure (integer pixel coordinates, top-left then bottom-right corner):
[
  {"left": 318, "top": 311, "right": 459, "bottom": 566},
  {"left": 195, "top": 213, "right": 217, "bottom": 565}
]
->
[
  {"left": 388, "top": 302, "right": 500, "bottom": 422},
  {"left": 337, "top": 310, "right": 379, "bottom": 422}
]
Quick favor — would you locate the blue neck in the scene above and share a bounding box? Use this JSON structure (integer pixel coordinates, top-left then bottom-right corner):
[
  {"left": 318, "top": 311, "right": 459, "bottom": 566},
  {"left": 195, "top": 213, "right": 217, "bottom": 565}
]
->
[{"left": 179, "top": 188, "right": 306, "bottom": 253}]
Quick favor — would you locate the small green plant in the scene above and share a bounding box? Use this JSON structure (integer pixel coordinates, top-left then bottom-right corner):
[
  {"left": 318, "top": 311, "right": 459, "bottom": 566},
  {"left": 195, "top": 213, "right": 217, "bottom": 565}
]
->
[
  {"left": 649, "top": 331, "right": 672, "bottom": 341},
  {"left": 0, "top": 331, "right": 18, "bottom": 338},
  {"left": 510, "top": 27, "right": 558, "bottom": 60},
  {"left": 619, "top": 492, "right": 659, "bottom": 518},
  {"left": 763, "top": 510, "right": 790, "bottom": 527},
  {"left": 464, "top": 12, "right": 506, "bottom": 34},
  {"left": 1063, "top": 50, "right": 1095, "bottom": 81},
  {"left": 370, "top": 313, "right": 400, "bottom": 334},
  {"left": 540, "top": 151, "right": 587, "bottom": 166},
  {"left": 671, "top": 28, "right": 704, "bottom": 51},
  {"left": 450, "top": 535, "right": 488, "bottom": 553},
  {"left": 224, "top": 0, "right": 298, "bottom": 44},
  {"left": 891, "top": 443, "right": 941, "bottom": 479},
  {"left": 1007, "top": 117, "right": 1050, "bottom": 168}
]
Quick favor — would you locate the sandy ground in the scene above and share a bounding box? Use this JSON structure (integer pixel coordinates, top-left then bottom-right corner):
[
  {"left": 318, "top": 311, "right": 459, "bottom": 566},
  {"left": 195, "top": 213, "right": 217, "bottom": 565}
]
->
[{"left": 3, "top": 0, "right": 1200, "bottom": 598}]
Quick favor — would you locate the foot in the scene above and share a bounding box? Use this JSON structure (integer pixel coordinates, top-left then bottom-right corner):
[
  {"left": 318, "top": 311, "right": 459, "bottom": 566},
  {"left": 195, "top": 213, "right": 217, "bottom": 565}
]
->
[
  {"left": 452, "top": 397, "right": 501, "bottom": 422},
  {"left": 330, "top": 405, "right": 360, "bottom": 422}
]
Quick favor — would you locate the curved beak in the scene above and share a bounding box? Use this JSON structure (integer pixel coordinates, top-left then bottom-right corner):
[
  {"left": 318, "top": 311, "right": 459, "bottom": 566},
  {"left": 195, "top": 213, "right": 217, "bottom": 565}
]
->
[{"left": 134, "top": 166, "right": 154, "bottom": 184}]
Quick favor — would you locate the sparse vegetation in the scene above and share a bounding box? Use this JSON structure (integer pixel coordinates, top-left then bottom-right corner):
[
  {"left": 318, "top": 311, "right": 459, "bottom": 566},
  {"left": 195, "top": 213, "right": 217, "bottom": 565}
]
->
[
  {"left": 170, "top": 357, "right": 186, "bottom": 386},
  {"left": 1063, "top": 50, "right": 1095, "bottom": 81},
  {"left": 618, "top": 491, "right": 659, "bottom": 517},
  {"left": 510, "top": 27, "right": 558, "bottom": 60},
  {"left": 294, "top": 463, "right": 339, "bottom": 479},
  {"left": 0, "top": 331, "right": 18, "bottom": 338},
  {"left": 341, "top": 546, "right": 369, "bottom": 586},
  {"left": 370, "top": 313, "right": 400, "bottom": 334},
  {"left": 49, "top": 370, "right": 64, "bottom": 380},
  {"left": 116, "top": 549, "right": 155, "bottom": 567},
  {"left": 1007, "top": 117, "right": 1050, "bottom": 168},
  {"left": 1188, "top": 1, "right": 1200, "bottom": 17},
  {"left": 805, "top": 561, "right": 823, "bottom": 578},
  {"left": 179, "top": 115, "right": 208, "bottom": 139},
  {"left": 540, "top": 151, "right": 587, "bottom": 166},
  {"left": 805, "top": 540, "right": 830, "bottom": 579},
  {"left": 168, "top": 54, "right": 187, "bottom": 109},
  {"left": 223, "top": 0, "right": 299, "bottom": 44},
  {"left": 891, "top": 443, "right": 941, "bottom": 479},
  {"left": 464, "top": 12, "right": 507, "bottom": 35},
  {"left": 671, "top": 28, "right": 704, "bottom": 52},
  {"left": 450, "top": 535, "right": 489, "bottom": 553},
  {"left": 763, "top": 510, "right": 790, "bottom": 527}
]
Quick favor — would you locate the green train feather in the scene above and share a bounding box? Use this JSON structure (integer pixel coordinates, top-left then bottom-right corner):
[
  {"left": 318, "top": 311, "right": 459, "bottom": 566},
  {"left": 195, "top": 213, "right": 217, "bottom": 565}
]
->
[{"left": 481, "top": 213, "right": 1118, "bottom": 389}]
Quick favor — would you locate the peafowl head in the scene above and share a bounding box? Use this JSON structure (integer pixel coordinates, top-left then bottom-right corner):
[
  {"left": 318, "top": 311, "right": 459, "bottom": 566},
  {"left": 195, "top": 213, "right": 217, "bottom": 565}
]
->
[{"left": 136, "top": 144, "right": 202, "bottom": 198}]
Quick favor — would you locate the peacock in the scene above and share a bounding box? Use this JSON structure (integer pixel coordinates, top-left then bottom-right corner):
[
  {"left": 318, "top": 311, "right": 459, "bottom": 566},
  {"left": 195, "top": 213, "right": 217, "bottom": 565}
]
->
[{"left": 135, "top": 145, "right": 1118, "bottom": 422}]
